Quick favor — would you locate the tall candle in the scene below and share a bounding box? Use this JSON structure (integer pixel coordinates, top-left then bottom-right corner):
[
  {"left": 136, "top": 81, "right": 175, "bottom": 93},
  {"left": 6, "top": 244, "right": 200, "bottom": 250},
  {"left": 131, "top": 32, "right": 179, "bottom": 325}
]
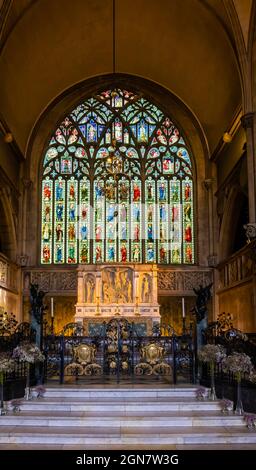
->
[
  {"left": 51, "top": 297, "right": 54, "bottom": 318},
  {"left": 182, "top": 297, "right": 185, "bottom": 318}
]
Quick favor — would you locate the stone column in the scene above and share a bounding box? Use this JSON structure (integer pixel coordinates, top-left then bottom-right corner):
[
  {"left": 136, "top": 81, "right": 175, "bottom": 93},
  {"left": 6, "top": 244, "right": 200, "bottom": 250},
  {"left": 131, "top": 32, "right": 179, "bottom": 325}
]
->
[
  {"left": 152, "top": 264, "right": 158, "bottom": 304},
  {"left": 20, "top": 179, "right": 33, "bottom": 265},
  {"left": 134, "top": 272, "right": 139, "bottom": 303},
  {"left": 77, "top": 271, "right": 84, "bottom": 303},
  {"left": 241, "top": 113, "right": 255, "bottom": 223},
  {"left": 204, "top": 179, "right": 217, "bottom": 268},
  {"left": 203, "top": 179, "right": 218, "bottom": 320}
]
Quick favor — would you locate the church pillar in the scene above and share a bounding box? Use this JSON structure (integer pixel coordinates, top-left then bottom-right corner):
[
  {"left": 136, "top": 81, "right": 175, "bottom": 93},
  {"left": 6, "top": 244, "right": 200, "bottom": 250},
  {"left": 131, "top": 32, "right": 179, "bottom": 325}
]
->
[
  {"left": 134, "top": 272, "right": 139, "bottom": 302},
  {"left": 204, "top": 179, "right": 218, "bottom": 320},
  {"left": 17, "top": 179, "right": 33, "bottom": 267},
  {"left": 241, "top": 112, "right": 255, "bottom": 223},
  {"left": 204, "top": 178, "right": 217, "bottom": 268}
]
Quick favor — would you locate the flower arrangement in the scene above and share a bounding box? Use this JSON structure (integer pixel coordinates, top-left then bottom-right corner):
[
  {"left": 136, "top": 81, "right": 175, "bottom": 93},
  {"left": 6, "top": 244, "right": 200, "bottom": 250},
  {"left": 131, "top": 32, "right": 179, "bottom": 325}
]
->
[
  {"left": 222, "top": 352, "right": 254, "bottom": 415},
  {"left": 0, "top": 353, "right": 15, "bottom": 415},
  {"left": 195, "top": 386, "right": 207, "bottom": 400},
  {"left": 10, "top": 398, "right": 22, "bottom": 414},
  {"left": 220, "top": 398, "right": 233, "bottom": 414},
  {"left": 12, "top": 342, "right": 45, "bottom": 401},
  {"left": 0, "top": 353, "right": 15, "bottom": 376},
  {"left": 34, "top": 385, "right": 46, "bottom": 398},
  {"left": 249, "top": 371, "right": 256, "bottom": 383},
  {"left": 222, "top": 352, "right": 253, "bottom": 382},
  {"left": 244, "top": 414, "right": 256, "bottom": 430},
  {"left": 12, "top": 342, "right": 45, "bottom": 364},
  {"left": 198, "top": 344, "right": 226, "bottom": 364},
  {"left": 198, "top": 345, "right": 226, "bottom": 401}
]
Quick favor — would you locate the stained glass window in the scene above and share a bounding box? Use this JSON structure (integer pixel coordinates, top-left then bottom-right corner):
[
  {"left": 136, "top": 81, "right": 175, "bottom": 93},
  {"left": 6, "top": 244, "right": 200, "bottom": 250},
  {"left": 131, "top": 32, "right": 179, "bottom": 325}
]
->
[{"left": 41, "top": 89, "right": 195, "bottom": 264}]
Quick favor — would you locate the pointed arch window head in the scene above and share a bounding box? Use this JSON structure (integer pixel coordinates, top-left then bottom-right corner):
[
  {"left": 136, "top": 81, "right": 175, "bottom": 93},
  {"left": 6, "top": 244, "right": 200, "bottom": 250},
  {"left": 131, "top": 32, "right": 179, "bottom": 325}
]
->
[{"left": 41, "top": 88, "right": 195, "bottom": 265}]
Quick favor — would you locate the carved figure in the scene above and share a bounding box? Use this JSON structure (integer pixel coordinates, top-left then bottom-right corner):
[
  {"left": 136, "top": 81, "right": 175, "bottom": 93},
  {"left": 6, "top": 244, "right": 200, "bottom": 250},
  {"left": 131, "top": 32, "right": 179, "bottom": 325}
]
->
[
  {"left": 30, "top": 283, "right": 47, "bottom": 324},
  {"left": 191, "top": 283, "right": 213, "bottom": 323},
  {"left": 85, "top": 275, "right": 95, "bottom": 303},
  {"left": 141, "top": 274, "right": 151, "bottom": 303}
]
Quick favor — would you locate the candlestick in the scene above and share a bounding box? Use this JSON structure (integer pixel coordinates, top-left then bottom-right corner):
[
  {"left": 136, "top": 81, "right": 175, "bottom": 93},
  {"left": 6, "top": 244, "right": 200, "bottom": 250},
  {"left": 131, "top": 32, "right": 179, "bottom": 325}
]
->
[
  {"left": 50, "top": 297, "right": 54, "bottom": 318},
  {"left": 182, "top": 297, "right": 185, "bottom": 318},
  {"left": 134, "top": 296, "right": 140, "bottom": 316},
  {"left": 50, "top": 315, "right": 54, "bottom": 335}
]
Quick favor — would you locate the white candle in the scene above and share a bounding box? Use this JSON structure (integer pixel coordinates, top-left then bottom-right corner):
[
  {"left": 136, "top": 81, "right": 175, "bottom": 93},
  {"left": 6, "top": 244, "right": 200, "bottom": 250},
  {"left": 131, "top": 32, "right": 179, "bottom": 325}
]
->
[
  {"left": 51, "top": 297, "right": 54, "bottom": 318},
  {"left": 182, "top": 297, "right": 185, "bottom": 318}
]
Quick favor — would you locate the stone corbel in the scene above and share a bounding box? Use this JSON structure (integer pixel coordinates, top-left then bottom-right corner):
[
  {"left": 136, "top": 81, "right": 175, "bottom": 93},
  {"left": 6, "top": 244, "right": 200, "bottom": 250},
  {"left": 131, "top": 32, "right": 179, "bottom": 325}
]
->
[
  {"left": 16, "top": 254, "right": 29, "bottom": 267},
  {"left": 241, "top": 112, "right": 254, "bottom": 130},
  {"left": 243, "top": 223, "right": 256, "bottom": 242}
]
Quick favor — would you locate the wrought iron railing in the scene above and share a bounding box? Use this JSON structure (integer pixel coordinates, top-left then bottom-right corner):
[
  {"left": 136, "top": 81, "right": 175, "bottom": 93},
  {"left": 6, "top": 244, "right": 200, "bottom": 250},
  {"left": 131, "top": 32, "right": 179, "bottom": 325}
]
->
[{"left": 43, "top": 319, "right": 195, "bottom": 385}]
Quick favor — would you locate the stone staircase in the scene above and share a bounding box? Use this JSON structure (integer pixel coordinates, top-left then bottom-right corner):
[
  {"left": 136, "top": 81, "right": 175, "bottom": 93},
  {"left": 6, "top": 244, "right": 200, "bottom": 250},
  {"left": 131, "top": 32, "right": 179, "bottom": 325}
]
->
[{"left": 0, "top": 386, "right": 256, "bottom": 450}]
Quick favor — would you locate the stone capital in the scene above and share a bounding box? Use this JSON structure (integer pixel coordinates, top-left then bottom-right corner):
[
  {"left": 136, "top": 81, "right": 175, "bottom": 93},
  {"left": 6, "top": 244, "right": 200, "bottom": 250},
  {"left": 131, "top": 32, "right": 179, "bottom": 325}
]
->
[
  {"left": 203, "top": 179, "right": 213, "bottom": 191},
  {"left": 16, "top": 254, "right": 29, "bottom": 267},
  {"left": 22, "top": 178, "right": 33, "bottom": 190}
]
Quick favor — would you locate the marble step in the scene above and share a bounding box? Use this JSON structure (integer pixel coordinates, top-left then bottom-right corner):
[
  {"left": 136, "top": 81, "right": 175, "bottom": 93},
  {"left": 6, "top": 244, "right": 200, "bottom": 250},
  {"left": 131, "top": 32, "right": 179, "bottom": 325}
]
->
[
  {"left": 0, "top": 427, "right": 256, "bottom": 445},
  {"left": 40, "top": 387, "right": 199, "bottom": 399},
  {"left": 0, "top": 415, "right": 244, "bottom": 427},
  {"left": 1, "top": 443, "right": 256, "bottom": 450},
  {"left": 18, "top": 400, "right": 222, "bottom": 412}
]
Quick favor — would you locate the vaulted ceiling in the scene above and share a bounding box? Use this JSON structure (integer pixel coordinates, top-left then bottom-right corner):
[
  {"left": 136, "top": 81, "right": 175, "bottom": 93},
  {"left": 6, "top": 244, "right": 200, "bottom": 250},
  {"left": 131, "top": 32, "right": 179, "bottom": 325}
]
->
[{"left": 0, "top": 0, "right": 253, "bottom": 156}]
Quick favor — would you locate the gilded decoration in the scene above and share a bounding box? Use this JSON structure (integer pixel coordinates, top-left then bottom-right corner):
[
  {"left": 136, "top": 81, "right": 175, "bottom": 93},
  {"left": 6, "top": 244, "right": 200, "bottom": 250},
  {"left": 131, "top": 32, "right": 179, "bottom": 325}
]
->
[
  {"left": 64, "top": 343, "right": 102, "bottom": 376},
  {"left": 135, "top": 342, "right": 171, "bottom": 376}
]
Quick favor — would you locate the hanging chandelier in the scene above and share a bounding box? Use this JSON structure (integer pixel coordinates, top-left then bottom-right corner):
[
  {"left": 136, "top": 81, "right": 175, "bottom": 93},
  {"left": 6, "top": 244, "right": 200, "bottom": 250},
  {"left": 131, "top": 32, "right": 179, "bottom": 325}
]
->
[
  {"left": 99, "top": 1, "right": 131, "bottom": 197},
  {"left": 101, "top": 137, "right": 130, "bottom": 199},
  {"left": 105, "top": 138, "right": 128, "bottom": 179}
]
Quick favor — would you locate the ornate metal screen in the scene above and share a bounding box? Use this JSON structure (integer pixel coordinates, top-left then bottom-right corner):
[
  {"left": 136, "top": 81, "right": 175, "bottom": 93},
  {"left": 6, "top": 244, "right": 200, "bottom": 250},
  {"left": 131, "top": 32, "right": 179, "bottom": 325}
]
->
[{"left": 41, "top": 88, "right": 195, "bottom": 265}]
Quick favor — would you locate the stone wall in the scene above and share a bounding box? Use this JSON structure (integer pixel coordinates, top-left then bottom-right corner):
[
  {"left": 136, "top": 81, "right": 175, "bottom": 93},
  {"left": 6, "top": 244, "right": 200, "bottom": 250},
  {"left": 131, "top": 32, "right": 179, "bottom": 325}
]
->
[
  {"left": 0, "top": 253, "right": 21, "bottom": 321},
  {"left": 216, "top": 242, "right": 256, "bottom": 332}
]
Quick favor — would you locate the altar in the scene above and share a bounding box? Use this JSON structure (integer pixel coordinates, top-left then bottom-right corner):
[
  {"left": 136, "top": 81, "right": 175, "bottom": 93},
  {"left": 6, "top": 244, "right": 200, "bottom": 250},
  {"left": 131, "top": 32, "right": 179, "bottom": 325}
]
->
[{"left": 75, "top": 264, "right": 160, "bottom": 332}]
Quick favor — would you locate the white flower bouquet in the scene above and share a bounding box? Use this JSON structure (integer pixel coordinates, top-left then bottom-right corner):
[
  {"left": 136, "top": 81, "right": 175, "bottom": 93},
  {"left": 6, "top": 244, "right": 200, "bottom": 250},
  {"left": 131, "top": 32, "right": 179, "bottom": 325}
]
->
[
  {"left": 12, "top": 342, "right": 45, "bottom": 364},
  {"left": 0, "top": 353, "right": 15, "bottom": 415},
  {"left": 222, "top": 352, "right": 253, "bottom": 382},
  {"left": 198, "top": 344, "right": 226, "bottom": 364},
  {"left": 220, "top": 398, "right": 233, "bottom": 414},
  {"left": 0, "top": 353, "right": 15, "bottom": 376}
]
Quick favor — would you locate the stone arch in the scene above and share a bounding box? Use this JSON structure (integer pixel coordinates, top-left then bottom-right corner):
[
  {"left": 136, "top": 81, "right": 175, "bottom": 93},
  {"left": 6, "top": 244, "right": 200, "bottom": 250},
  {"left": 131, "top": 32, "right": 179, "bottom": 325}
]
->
[
  {"left": 219, "top": 184, "right": 248, "bottom": 261},
  {"left": 24, "top": 74, "right": 210, "bottom": 267}
]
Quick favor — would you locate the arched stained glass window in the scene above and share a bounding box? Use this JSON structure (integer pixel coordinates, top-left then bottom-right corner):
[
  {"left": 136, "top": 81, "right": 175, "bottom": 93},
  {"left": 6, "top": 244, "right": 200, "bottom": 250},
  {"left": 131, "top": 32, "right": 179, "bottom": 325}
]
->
[{"left": 41, "top": 89, "right": 195, "bottom": 265}]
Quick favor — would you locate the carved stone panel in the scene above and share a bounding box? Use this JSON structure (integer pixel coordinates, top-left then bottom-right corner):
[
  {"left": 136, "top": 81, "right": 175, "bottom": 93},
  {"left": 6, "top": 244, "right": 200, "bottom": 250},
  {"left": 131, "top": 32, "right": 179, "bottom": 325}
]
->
[
  {"left": 28, "top": 271, "right": 77, "bottom": 292},
  {"left": 0, "top": 260, "right": 7, "bottom": 285},
  {"left": 158, "top": 269, "right": 213, "bottom": 293},
  {"left": 102, "top": 267, "right": 133, "bottom": 303}
]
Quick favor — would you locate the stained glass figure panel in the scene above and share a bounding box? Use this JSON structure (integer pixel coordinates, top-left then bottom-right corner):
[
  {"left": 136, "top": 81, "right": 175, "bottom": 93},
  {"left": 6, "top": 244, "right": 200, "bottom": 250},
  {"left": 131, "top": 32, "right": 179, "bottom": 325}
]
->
[{"left": 41, "top": 88, "right": 195, "bottom": 265}]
